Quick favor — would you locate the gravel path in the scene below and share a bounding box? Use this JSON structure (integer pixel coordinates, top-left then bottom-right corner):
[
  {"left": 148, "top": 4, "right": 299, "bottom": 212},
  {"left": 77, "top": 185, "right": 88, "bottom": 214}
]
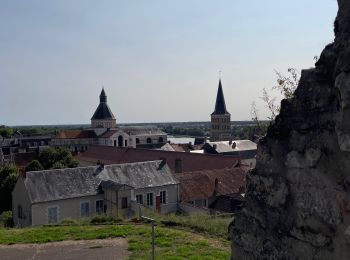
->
[{"left": 0, "top": 238, "right": 130, "bottom": 260}]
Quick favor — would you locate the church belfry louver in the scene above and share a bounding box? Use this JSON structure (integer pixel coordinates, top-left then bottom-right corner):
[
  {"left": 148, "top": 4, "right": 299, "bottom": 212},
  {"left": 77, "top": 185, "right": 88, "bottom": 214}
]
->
[{"left": 210, "top": 79, "right": 231, "bottom": 141}]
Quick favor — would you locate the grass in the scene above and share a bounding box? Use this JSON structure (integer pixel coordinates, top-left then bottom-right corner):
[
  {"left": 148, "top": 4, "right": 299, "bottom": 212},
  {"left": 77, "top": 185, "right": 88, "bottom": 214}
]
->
[
  {"left": 154, "top": 213, "right": 233, "bottom": 238},
  {"left": 0, "top": 223, "right": 230, "bottom": 259}
]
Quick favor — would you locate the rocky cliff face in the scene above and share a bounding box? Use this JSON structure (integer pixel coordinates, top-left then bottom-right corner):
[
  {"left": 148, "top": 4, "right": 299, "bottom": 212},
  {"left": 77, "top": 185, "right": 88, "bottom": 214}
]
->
[{"left": 230, "top": 1, "right": 350, "bottom": 259}]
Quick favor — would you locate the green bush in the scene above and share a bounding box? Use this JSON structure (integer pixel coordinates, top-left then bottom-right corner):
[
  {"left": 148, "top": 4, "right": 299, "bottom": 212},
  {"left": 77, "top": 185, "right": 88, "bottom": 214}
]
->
[
  {"left": 90, "top": 215, "right": 119, "bottom": 225},
  {"left": 59, "top": 218, "right": 78, "bottom": 226},
  {"left": 25, "top": 160, "right": 44, "bottom": 172},
  {"left": 0, "top": 211, "right": 13, "bottom": 227}
]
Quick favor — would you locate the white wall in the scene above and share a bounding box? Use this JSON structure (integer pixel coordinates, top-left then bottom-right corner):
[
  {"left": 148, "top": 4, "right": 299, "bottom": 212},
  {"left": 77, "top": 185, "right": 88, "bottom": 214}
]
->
[
  {"left": 12, "top": 177, "right": 32, "bottom": 227},
  {"left": 31, "top": 194, "right": 104, "bottom": 226}
]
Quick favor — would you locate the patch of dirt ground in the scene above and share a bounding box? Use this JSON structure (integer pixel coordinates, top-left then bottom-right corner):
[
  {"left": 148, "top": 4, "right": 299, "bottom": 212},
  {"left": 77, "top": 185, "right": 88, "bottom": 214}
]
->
[{"left": 0, "top": 238, "right": 130, "bottom": 260}]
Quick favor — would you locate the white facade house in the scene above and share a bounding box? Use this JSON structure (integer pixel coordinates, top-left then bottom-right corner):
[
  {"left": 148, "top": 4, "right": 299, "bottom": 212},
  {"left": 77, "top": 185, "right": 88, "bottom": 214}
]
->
[{"left": 12, "top": 161, "right": 179, "bottom": 227}]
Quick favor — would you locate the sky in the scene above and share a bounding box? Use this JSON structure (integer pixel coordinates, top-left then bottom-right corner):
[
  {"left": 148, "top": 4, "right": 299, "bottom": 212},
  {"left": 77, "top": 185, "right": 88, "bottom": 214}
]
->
[{"left": 0, "top": 0, "right": 338, "bottom": 126}]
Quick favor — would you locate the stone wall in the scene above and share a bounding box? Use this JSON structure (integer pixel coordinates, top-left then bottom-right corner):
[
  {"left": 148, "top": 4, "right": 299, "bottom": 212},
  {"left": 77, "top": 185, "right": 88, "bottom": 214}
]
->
[{"left": 230, "top": 1, "right": 350, "bottom": 259}]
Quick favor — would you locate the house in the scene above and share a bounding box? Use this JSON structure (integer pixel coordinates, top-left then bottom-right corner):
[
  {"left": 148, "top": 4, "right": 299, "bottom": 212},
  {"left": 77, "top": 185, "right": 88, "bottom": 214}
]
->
[
  {"left": 50, "top": 89, "right": 167, "bottom": 152},
  {"left": 12, "top": 160, "right": 178, "bottom": 227},
  {"left": 75, "top": 145, "right": 240, "bottom": 173},
  {"left": 175, "top": 167, "right": 247, "bottom": 213},
  {"left": 202, "top": 140, "right": 257, "bottom": 168}
]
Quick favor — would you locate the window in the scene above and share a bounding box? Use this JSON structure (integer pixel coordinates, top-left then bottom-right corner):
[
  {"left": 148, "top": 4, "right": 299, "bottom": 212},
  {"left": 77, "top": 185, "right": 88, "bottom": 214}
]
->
[
  {"left": 146, "top": 138, "right": 152, "bottom": 144},
  {"left": 160, "top": 191, "right": 166, "bottom": 204},
  {"left": 48, "top": 206, "right": 58, "bottom": 224},
  {"left": 125, "top": 140, "right": 128, "bottom": 146},
  {"left": 80, "top": 202, "right": 90, "bottom": 217},
  {"left": 136, "top": 138, "right": 140, "bottom": 144},
  {"left": 96, "top": 200, "right": 104, "bottom": 214},
  {"left": 121, "top": 197, "right": 128, "bottom": 209},
  {"left": 158, "top": 137, "right": 164, "bottom": 143},
  {"left": 118, "top": 135, "right": 123, "bottom": 147},
  {"left": 146, "top": 193, "right": 153, "bottom": 206},
  {"left": 17, "top": 205, "right": 23, "bottom": 219},
  {"left": 203, "top": 199, "right": 207, "bottom": 207},
  {"left": 136, "top": 194, "right": 143, "bottom": 204}
]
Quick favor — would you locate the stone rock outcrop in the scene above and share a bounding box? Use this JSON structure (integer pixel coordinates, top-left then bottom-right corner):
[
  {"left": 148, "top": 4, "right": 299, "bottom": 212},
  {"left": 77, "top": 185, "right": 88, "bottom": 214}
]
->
[{"left": 230, "top": 1, "right": 350, "bottom": 259}]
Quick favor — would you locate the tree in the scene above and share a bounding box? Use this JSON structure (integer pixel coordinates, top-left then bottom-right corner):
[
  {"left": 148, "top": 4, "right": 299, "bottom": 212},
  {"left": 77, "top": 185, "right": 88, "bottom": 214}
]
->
[
  {"left": 36, "top": 147, "right": 79, "bottom": 170},
  {"left": 0, "top": 126, "right": 13, "bottom": 138},
  {"left": 25, "top": 160, "right": 44, "bottom": 172},
  {"left": 0, "top": 165, "right": 19, "bottom": 213},
  {"left": 252, "top": 68, "right": 300, "bottom": 137}
]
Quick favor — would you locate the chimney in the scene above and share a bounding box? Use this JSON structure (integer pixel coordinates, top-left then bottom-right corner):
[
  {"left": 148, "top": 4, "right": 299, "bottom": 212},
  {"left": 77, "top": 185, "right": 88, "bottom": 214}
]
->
[
  {"left": 160, "top": 157, "right": 167, "bottom": 164},
  {"left": 213, "top": 144, "right": 217, "bottom": 150},
  {"left": 232, "top": 142, "right": 236, "bottom": 149}
]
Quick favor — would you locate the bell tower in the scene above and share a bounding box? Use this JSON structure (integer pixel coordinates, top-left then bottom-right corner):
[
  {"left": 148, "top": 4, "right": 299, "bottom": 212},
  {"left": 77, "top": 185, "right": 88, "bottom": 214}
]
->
[
  {"left": 91, "top": 88, "right": 117, "bottom": 129},
  {"left": 210, "top": 79, "right": 231, "bottom": 141}
]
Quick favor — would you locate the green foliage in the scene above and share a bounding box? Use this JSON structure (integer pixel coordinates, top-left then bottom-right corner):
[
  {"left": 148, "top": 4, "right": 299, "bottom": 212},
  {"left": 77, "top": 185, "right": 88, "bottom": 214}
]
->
[
  {"left": 155, "top": 213, "right": 233, "bottom": 238},
  {"left": 52, "top": 161, "right": 65, "bottom": 169},
  {"left": 0, "top": 165, "right": 19, "bottom": 213},
  {"left": 90, "top": 215, "right": 120, "bottom": 225},
  {"left": 36, "top": 147, "right": 79, "bottom": 170},
  {"left": 0, "top": 211, "right": 13, "bottom": 227},
  {"left": 163, "top": 125, "right": 206, "bottom": 137},
  {"left": 25, "top": 160, "right": 44, "bottom": 172},
  {"left": 0, "top": 127, "right": 13, "bottom": 138}
]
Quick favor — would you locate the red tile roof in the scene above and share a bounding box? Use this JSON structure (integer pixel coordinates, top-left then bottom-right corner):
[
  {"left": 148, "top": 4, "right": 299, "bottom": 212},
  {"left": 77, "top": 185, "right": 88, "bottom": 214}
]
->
[
  {"left": 175, "top": 167, "right": 247, "bottom": 202},
  {"left": 76, "top": 145, "right": 239, "bottom": 173},
  {"left": 14, "top": 152, "right": 37, "bottom": 168},
  {"left": 54, "top": 130, "right": 97, "bottom": 139},
  {"left": 100, "top": 130, "right": 118, "bottom": 138}
]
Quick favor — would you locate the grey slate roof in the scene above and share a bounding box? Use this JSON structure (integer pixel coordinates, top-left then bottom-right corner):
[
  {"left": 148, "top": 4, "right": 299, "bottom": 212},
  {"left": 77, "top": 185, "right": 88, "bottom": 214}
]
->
[
  {"left": 97, "top": 161, "right": 177, "bottom": 189},
  {"left": 212, "top": 80, "right": 230, "bottom": 115},
  {"left": 120, "top": 126, "right": 166, "bottom": 136},
  {"left": 91, "top": 89, "right": 115, "bottom": 120},
  {"left": 206, "top": 140, "right": 257, "bottom": 153},
  {"left": 23, "top": 160, "right": 177, "bottom": 204},
  {"left": 24, "top": 167, "right": 102, "bottom": 204},
  {"left": 204, "top": 140, "right": 257, "bottom": 159}
]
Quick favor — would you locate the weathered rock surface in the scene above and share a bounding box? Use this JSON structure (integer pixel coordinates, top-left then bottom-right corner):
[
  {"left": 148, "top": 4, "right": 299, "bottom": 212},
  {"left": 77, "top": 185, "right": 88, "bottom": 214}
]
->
[{"left": 230, "top": 1, "right": 350, "bottom": 259}]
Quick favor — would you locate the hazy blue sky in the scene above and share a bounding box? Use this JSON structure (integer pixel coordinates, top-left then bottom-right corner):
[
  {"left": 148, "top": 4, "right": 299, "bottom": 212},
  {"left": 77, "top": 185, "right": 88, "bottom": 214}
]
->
[{"left": 0, "top": 0, "right": 338, "bottom": 125}]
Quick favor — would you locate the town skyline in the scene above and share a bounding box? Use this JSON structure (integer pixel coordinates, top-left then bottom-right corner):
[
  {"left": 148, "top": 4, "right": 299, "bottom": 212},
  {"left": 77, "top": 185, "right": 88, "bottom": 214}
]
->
[{"left": 1, "top": 0, "right": 337, "bottom": 125}]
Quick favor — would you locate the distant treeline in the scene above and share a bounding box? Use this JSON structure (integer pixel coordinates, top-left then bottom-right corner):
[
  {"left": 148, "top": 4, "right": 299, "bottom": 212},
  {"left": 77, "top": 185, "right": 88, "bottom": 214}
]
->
[{"left": 1, "top": 120, "right": 270, "bottom": 140}]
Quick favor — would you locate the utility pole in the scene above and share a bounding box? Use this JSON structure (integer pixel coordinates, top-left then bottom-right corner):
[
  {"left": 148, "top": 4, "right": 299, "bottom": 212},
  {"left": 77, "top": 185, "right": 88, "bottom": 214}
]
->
[{"left": 141, "top": 216, "right": 155, "bottom": 260}]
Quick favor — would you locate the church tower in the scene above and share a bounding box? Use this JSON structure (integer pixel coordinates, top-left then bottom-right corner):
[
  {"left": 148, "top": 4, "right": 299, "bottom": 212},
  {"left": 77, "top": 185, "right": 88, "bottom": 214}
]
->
[
  {"left": 210, "top": 79, "right": 231, "bottom": 141},
  {"left": 91, "top": 88, "right": 117, "bottom": 129}
]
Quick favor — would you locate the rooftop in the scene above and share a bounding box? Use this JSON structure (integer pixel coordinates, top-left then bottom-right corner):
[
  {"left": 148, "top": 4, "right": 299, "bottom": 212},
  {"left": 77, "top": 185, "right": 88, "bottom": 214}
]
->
[
  {"left": 76, "top": 145, "right": 239, "bottom": 173},
  {"left": 53, "top": 130, "right": 97, "bottom": 139},
  {"left": 212, "top": 80, "right": 230, "bottom": 115},
  {"left": 175, "top": 167, "right": 247, "bottom": 202},
  {"left": 91, "top": 89, "right": 115, "bottom": 120},
  {"left": 23, "top": 160, "right": 176, "bottom": 203}
]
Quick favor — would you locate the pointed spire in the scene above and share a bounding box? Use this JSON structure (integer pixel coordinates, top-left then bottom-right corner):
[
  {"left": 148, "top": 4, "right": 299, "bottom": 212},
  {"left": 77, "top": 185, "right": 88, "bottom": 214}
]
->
[
  {"left": 91, "top": 87, "right": 115, "bottom": 120},
  {"left": 212, "top": 79, "right": 229, "bottom": 115},
  {"left": 100, "top": 87, "right": 107, "bottom": 103}
]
